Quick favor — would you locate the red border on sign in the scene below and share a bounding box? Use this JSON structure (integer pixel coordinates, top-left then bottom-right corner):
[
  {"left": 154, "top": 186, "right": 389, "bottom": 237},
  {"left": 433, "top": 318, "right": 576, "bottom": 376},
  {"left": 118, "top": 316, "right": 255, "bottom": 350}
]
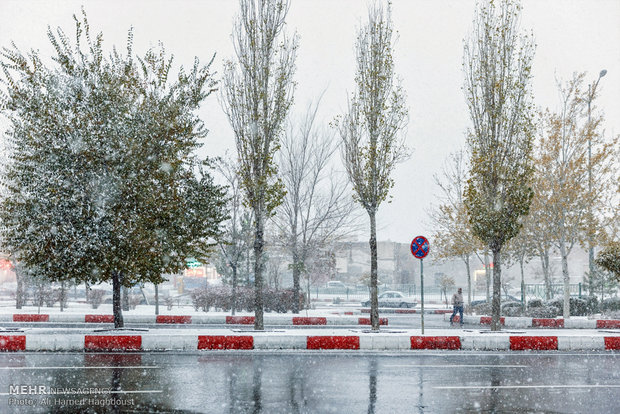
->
[{"left": 410, "top": 236, "right": 429, "bottom": 259}]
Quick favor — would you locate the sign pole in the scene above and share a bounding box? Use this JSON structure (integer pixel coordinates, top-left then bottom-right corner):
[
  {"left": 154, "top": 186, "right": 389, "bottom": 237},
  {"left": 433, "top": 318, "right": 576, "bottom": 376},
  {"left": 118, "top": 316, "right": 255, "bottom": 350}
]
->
[
  {"left": 420, "top": 258, "right": 424, "bottom": 334},
  {"left": 410, "top": 235, "right": 429, "bottom": 336}
]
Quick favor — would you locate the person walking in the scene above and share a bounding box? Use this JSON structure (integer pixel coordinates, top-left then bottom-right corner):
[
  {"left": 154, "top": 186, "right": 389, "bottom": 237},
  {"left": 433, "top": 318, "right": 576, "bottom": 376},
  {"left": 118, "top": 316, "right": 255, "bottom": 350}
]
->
[{"left": 450, "top": 288, "right": 464, "bottom": 327}]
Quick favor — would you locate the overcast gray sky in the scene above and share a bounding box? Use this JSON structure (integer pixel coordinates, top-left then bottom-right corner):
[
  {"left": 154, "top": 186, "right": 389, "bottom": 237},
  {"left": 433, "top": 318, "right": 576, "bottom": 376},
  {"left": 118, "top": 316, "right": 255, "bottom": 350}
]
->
[{"left": 1, "top": 0, "right": 619, "bottom": 244}]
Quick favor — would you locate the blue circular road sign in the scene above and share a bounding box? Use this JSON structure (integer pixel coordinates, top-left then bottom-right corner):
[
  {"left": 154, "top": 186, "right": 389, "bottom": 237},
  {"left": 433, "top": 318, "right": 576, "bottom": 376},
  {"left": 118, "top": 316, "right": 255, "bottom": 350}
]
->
[{"left": 411, "top": 236, "right": 430, "bottom": 259}]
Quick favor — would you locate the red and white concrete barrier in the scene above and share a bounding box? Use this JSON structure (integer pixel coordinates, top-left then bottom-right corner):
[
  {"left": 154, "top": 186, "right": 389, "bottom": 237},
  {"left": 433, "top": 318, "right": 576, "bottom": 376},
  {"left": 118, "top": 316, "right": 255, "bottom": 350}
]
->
[
  {"left": 445, "top": 314, "right": 620, "bottom": 329},
  {"left": 1, "top": 331, "right": 619, "bottom": 352},
  {"left": 0, "top": 313, "right": 388, "bottom": 326}
]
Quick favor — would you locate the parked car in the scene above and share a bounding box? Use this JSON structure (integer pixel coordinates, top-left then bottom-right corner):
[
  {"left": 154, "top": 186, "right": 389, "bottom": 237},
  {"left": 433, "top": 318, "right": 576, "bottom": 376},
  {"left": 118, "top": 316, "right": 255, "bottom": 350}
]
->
[
  {"left": 326, "top": 281, "right": 348, "bottom": 289},
  {"left": 361, "top": 291, "right": 417, "bottom": 308}
]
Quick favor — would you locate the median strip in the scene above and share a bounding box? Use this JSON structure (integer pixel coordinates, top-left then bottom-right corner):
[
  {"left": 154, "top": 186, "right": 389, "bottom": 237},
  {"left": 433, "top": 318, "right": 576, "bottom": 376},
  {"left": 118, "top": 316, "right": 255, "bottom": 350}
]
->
[{"left": 0, "top": 332, "right": 617, "bottom": 352}]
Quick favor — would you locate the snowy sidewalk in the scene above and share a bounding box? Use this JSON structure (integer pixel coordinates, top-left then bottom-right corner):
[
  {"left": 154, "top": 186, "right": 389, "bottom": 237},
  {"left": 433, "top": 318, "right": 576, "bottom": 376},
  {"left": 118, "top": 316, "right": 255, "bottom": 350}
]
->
[
  {"left": 443, "top": 314, "right": 620, "bottom": 329},
  {"left": 2, "top": 310, "right": 619, "bottom": 330},
  {"left": 1, "top": 327, "right": 619, "bottom": 352}
]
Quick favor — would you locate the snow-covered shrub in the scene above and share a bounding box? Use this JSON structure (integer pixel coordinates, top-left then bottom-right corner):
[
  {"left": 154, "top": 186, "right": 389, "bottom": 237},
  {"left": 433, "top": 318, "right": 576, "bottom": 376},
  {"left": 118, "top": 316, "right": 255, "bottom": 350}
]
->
[
  {"left": 471, "top": 301, "right": 524, "bottom": 316},
  {"left": 544, "top": 297, "right": 589, "bottom": 316},
  {"left": 601, "top": 297, "right": 620, "bottom": 312},
  {"left": 189, "top": 286, "right": 303, "bottom": 313},
  {"left": 583, "top": 296, "right": 599, "bottom": 314},
  {"left": 266, "top": 289, "right": 303, "bottom": 313},
  {"left": 502, "top": 302, "right": 523, "bottom": 316},
  {"left": 527, "top": 298, "right": 543, "bottom": 308},
  {"left": 89, "top": 289, "right": 106, "bottom": 309},
  {"left": 212, "top": 286, "right": 233, "bottom": 311},
  {"left": 472, "top": 303, "right": 491, "bottom": 315},
  {"left": 546, "top": 298, "right": 562, "bottom": 311},
  {"left": 235, "top": 287, "right": 254, "bottom": 312},
  {"left": 526, "top": 306, "right": 559, "bottom": 318},
  {"left": 569, "top": 298, "right": 588, "bottom": 316},
  {"left": 190, "top": 288, "right": 211, "bottom": 312}
]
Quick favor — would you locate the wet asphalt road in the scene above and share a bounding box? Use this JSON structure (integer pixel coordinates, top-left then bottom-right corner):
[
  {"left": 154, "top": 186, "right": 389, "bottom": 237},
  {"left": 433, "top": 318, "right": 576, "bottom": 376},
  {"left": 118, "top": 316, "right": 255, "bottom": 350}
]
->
[{"left": 1, "top": 351, "right": 619, "bottom": 413}]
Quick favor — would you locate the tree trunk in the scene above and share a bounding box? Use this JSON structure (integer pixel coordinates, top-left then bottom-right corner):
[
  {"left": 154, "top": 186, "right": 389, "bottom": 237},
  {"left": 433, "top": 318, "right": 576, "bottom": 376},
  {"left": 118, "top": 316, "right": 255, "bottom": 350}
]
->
[
  {"left": 491, "top": 248, "right": 502, "bottom": 331},
  {"left": 307, "top": 272, "right": 311, "bottom": 311},
  {"left": 369, "top": 209, "right": 379, "bottom": 331},
  {"left": 155, "top": 284, "right": 159, "bottom": 315},
  {"left": 112, "top": 271, "right": 124, "bottom": 329},
  {"left": 253, "top": 208, "right": 265, "bottom": 330},
  {"left": 484, "top": 251, "right": 490, "bottom": 302},
  {"left": 292, "top": 250, "right": 301, "bottom": 314},
  {"left": 15, "top": 262, "right": 24, "bottom": 309},
  {"left": 465, "top": 255, "right": 472, "bottom": 313},
  {"left": 519, "top": 257, "right": 525, "bottom": 311},
  {"left": 122, "top": 286, "right": 129, "bottom": 311},
  {"left": 540, "top": 248, "right": 552, "bottom": 300},
  {"left": 588, "top": 245, "right": 595, "bottom": 297},
  {"left": 60, "top": 281, "right": 66, "bottom": 312},
  {"left": 559, "top": 241, "right": 571, "bottom": 319},
  {"left": 291, "top": 208, "right": 301, "bottom": 313},
  {"left": 231, "top": 264, "right": 238, "bottom": 316}
]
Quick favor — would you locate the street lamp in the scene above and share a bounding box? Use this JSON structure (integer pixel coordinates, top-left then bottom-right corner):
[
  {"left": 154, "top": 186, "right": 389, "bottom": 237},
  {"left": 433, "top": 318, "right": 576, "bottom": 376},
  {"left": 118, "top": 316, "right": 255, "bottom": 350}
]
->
[{"left": 587, "top": 69, "right": 607, "bottom": 296}]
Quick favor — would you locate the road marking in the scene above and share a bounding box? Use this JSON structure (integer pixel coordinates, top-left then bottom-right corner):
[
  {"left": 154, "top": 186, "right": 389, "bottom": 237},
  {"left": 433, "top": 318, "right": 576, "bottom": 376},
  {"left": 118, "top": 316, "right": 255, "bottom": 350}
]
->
[
  {"left": 0, "top": 366, "right": 159, "bottom": 370},
  {"left": 435, "top": 384, "right": 620, "bottom": 390},
  {"left": 384, "top": 365, "right": 525, "bottom": 368}
]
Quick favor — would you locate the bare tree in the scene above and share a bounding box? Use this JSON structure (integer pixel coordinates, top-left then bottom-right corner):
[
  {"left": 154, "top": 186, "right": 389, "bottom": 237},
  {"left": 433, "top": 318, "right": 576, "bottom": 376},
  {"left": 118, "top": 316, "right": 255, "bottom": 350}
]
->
[
  {"left": 437, "top": 274, "right": 455, "bottom": 308},
  {"left": 335, "top": 2, "right": 408, "bottom": 331},
  {"left": 430, "top": 150, "right": 482, "bottom": 311},
  {"left": 221, "top": 0, "right": 297, "bottom": 330},
  {"left": 216, "top": 156, "right": 254, "bottom": 315},
  {"left": 463, "top": 0, "right": 535, "bottom": 331},
  {"left": 264, "top": 242, "right": 286, "bottom": 289},
  {"left": 275, "top": 98, "right": 358, "bottom": 313}
]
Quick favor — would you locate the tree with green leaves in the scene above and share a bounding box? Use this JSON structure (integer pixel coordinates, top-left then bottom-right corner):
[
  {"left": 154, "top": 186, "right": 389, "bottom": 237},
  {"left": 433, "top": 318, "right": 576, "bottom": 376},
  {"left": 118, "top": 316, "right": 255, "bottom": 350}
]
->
[
  {"left": 336, "top": 2, "right": 408, "bottom": 331},
  {"left": 535, "top": 73, "right": 616, "bottom": 317},
  {"left": 596, "top": 243, "right": 620, "bottom": 282},
  {"left": 221, "top": 0, "right": 297, "bottom": 330},
  {"left": 463, "top": 0, "right": 535, "bottom": 331},
  {"left": 0, "top": 11, "right": 227, "bottom": 328}
]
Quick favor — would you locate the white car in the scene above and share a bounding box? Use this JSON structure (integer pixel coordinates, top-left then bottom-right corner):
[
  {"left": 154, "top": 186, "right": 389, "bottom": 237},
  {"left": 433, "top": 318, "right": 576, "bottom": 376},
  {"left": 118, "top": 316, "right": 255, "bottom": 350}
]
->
[
  {"left": 326, "top": 281, "right": 348, "bottom": 289},
  {"left": 361, "top": 291, "right": 417, "bottom": 308}
]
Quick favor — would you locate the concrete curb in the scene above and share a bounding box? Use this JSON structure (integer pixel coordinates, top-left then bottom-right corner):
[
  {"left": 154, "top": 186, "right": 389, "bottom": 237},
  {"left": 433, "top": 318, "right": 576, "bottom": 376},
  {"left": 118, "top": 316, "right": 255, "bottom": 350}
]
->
[
  {"left": 1, "top": 330, "right": 619, "bottom": 352},
  {"left": 444, "top": 315, "right": 620, "bottom": 329},
  {"left": 361, "top": 308, "right": 452, "bottom": 314},
  {"left": 0, "top": 313, "right": 388, "bottom": 326}
]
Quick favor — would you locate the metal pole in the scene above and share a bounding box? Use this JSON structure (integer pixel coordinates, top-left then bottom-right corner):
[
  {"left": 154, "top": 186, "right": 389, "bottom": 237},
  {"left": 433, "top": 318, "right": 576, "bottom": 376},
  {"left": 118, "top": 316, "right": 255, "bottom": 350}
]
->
[
  {"left": 420, "top": 258, "right": 424, "bottom": 335},
  {"left": 587, "top": 70, "right": 607, "bottom": 296},
  {"left": 588, "top": 83, "right": 594, "bottom": 296}
]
